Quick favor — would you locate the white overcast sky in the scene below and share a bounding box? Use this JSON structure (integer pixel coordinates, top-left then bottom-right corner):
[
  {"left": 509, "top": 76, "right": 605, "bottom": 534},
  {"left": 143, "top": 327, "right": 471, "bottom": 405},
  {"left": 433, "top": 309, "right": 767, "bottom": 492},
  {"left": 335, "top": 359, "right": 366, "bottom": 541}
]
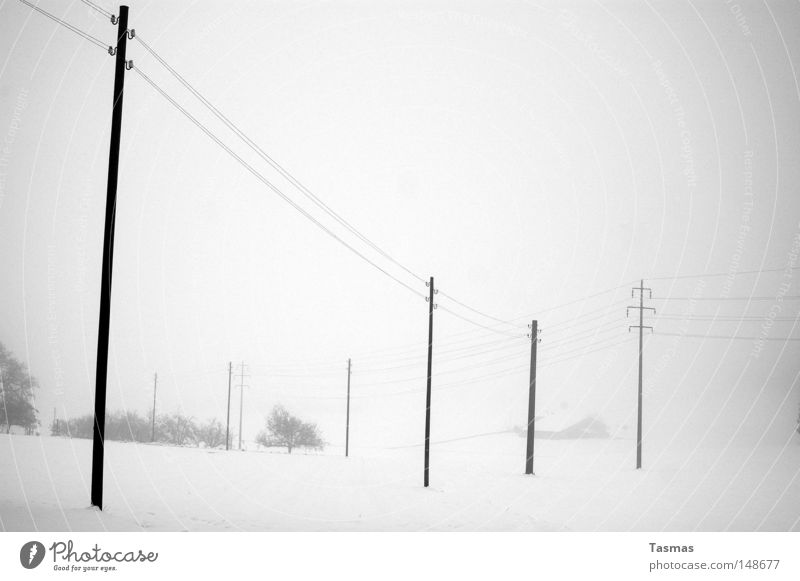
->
[{"left": 0, "top": 0, "right": 798, "bottom": 450}]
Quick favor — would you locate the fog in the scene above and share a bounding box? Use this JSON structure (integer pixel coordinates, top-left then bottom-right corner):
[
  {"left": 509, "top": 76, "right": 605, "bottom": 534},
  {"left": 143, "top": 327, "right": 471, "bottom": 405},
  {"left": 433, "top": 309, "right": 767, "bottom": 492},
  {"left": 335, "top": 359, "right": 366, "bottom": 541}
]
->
[{"left": 1, "top": 0, "right": 798, "bottom": 458}]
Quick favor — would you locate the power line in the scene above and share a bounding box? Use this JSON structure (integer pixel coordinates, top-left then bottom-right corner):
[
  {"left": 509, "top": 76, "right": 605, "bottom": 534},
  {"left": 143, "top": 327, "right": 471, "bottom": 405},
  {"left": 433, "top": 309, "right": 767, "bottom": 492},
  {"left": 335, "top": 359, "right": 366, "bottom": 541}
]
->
[
  {"left": 80, "top": 0, "right": 113, "bottom": 19},
  {"left": 251, "top": 332, "right": 636, "bottom": 402},
  {"left": 133, "top": 64, "right": 520, "bottom": 337},
  {"left": 353, "top": 336, "right": 521, "bottom": 374},
  {"left": 17, "top": 0, "right": 110, "bottom": 51},
  {"left": 540, "top": 330, "right": 629, "bottom": 360},
  {"left": 243, "top": 327, "right": 622, "bottom": 385},
  {"left": 648, "top": 266, "right": 800, "bottom": 281},
  {"left": 437, "top": 305, "right": 526, "bottom": 338},
  {"left": 437, "top": 290, "right": 521, "bottom": 328},
  {"left": 545, "top": 299, "right": 630, "bottom": 336},
  {"left": 365, "top": 335, "right": 636, "bottom": 399},
  {"left": 169, "top": 317, "right": 625, "bottom": 382},
  {"left": 654, "top": 332, "right": 800, "bottom": 341},
  {"left": 134, "top": 36, "right": 423, "bottom": 283},
  {"left": 221, "top": 330, "right": 520, "bottom": 375},
  {"left": 356, "top": 332, "right": 629, "bottom": 388},
  {"left": 653, "top": 295, "right": 800, "bottom": 301},
  {"left": 330, "top": 323, "right": 519, "bottom": 365},
  {"left": 250, "top": 338, "right": 523, "bottom": 378},
  {"left": 133, "top": 67, "right": 426, "bottom": 300},
  {"left": 134, "top": 34, "right": 517, "bottom": 332},
  {"left": 656, "top": 315, "right": 799, "bottom": 322},
  {"left": 511, "top": 281, "right": 636, "bottom": 322},
  {"left": 540, "top": 325, "right": 625, "bottom": 350}
]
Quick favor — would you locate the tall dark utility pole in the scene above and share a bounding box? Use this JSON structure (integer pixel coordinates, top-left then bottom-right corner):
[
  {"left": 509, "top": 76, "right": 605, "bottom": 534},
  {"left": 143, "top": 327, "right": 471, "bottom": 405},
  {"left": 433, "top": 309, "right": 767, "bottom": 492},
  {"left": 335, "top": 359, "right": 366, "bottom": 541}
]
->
[
  {"left": 627, "top": 279, "right": 654, "bottom": 470},
  {"left": 345, "top": 358, "right": 351, "bottom": 457},
  {"left": 225, "top": 361, "right": 232, "bottom": 451},
  {"left": 525, "top": 320, "right": 540, "bottom": 475},
  {"left": 150, "top": 372, "right": 157, "bottom": 442},
  {"left": 92, "top": 5, "right": 131, "bottom": 511},
  {"left": 424, "top": 277, "right": 437, "bottom": 488}
]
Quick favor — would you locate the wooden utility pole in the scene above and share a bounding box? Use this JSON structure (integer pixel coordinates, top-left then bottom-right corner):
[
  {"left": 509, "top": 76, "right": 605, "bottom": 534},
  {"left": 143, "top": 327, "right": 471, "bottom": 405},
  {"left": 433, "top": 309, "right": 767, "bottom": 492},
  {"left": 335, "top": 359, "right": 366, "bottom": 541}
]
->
[
  {"left": 225, "top": 361, "right": 232, "bottom": 451},
  {"left": 150, "top": 372, "right": 157, "bottom": 442},
  {"left": 424, "top": 276, "right": 436, "bottom": 487},
  {"left": 525, "top": 320, "right": 539, "bottom": 475},
  {"left": 345, "top": 358, "right": 351, "bottom": 457},
  {"left": 627, "top": 279, "right": 654, "bottom": 469},
  {"left": 92, "top": 5, "right": 131, "bottom": 510}
]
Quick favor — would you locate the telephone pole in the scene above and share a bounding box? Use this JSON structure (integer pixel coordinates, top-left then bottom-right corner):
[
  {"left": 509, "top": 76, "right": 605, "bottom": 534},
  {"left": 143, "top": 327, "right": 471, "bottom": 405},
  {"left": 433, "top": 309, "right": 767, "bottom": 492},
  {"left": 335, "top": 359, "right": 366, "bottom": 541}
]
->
[
  {"left": 424, "top": 277, "right": 437, "bottom": 488},
  {"left": 92, "top": 5, "right": 132, "bottom": 511},
  {"left": 225, "top": 361, "right": 232, "bottom": 451},
  {"left": 345, "top": 358, "right": 351, "bottom": 457},
  {"left": 150, "top": 372, "right": 157, "bottom": 442},
  {"left": 236, "top": 361, "right": 249, "bottom": 451},
  {"left": 525, "top": 320, "right": 540, "bottom": 475},
  {"left": 627, "top": 279, "right": 654, "bottom": 470}
]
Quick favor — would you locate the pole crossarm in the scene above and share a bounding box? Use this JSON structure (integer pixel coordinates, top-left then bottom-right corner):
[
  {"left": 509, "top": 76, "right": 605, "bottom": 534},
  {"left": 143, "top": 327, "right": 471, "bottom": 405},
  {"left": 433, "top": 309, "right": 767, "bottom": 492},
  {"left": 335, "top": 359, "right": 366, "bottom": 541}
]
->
[{"left": 627, "top": 306, "right": 656, "bottom": 316}]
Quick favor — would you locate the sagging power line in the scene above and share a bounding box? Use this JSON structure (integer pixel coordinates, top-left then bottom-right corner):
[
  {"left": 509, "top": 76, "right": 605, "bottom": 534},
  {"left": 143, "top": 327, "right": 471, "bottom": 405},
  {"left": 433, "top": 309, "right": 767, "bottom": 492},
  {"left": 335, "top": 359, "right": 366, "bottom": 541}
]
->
[
  {"left": 133, "top": 34, "right": 522, "bottom": 333},
  {"left": 15, "top": 2, "right": 800, "bottom": 501},
  {"left": 17, "top": 0, "right": 111, "bottom": 51}
]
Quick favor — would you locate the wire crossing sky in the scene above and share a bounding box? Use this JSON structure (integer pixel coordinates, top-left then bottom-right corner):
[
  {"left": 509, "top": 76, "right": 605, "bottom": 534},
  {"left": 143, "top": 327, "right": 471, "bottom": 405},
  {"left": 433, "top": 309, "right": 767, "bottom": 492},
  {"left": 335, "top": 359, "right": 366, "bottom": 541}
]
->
[{"left": 0, "top": 0, "right": 798, "bottom": 454}]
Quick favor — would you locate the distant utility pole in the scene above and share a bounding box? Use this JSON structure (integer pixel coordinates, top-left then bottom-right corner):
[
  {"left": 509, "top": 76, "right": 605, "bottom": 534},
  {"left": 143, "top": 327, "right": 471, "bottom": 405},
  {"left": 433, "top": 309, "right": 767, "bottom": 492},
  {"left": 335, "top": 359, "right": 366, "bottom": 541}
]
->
[
  {"left": 150, "top": 372, "right": 157, "bottom": 442},
  {"left": 627, "top": 279, "right": 654, "bottom": 470},
  {"left": 92, "top": 5, "right": 133, "bottom": 511},
  {"left": 424, "top": 276, "right": 437, "bottom": 488},
  {"left": 525, "top": 320, "right": 540, "bottom": 475},
  {"left": 236, "top": 361, "right": 249, "bottom": 451},
  {"left": 345, "top": 358, "right": 351, "bottom": 457},
  {"left": 225, "top": 362, "right": 232, "bottom": 451},
  {"left": 0, "top": 367, "right": 5, "bottom": 432}
]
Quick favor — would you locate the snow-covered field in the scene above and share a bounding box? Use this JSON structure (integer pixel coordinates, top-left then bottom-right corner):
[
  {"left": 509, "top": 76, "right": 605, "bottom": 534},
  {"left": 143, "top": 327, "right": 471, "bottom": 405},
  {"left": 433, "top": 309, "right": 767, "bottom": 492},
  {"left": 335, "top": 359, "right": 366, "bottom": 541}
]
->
[{"left": 1, "top": 433, "right": 798, "bottom": 531}]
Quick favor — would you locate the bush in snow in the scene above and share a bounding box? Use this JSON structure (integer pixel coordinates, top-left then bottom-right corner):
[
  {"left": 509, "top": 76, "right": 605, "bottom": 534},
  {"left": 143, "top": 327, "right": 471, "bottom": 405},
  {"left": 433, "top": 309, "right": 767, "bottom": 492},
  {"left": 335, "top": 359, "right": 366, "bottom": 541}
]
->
[
  {"left": 51, "top": 410, "right": 231, "bottom": 449},
  {"left": 195, "top": 417, "right": 231, "bottom": 449}
]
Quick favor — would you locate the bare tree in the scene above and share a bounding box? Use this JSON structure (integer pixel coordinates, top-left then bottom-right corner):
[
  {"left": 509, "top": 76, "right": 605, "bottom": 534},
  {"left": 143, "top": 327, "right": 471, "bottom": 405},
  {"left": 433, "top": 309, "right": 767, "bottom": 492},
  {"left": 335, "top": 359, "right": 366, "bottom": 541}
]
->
[
  {"left": 0, "top": 342, "right": 39, "bottom": 434},
  {"left": 256, "top": 405, "right": 324, "bottom": 454}
]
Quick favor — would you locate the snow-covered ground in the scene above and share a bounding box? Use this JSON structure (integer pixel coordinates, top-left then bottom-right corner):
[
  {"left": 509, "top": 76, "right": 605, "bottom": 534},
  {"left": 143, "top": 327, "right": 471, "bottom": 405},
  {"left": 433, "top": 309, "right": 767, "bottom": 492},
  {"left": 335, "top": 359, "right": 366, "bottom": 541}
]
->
[{"left": 1, "top": 432, "right": 798, "bottom": 531}]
